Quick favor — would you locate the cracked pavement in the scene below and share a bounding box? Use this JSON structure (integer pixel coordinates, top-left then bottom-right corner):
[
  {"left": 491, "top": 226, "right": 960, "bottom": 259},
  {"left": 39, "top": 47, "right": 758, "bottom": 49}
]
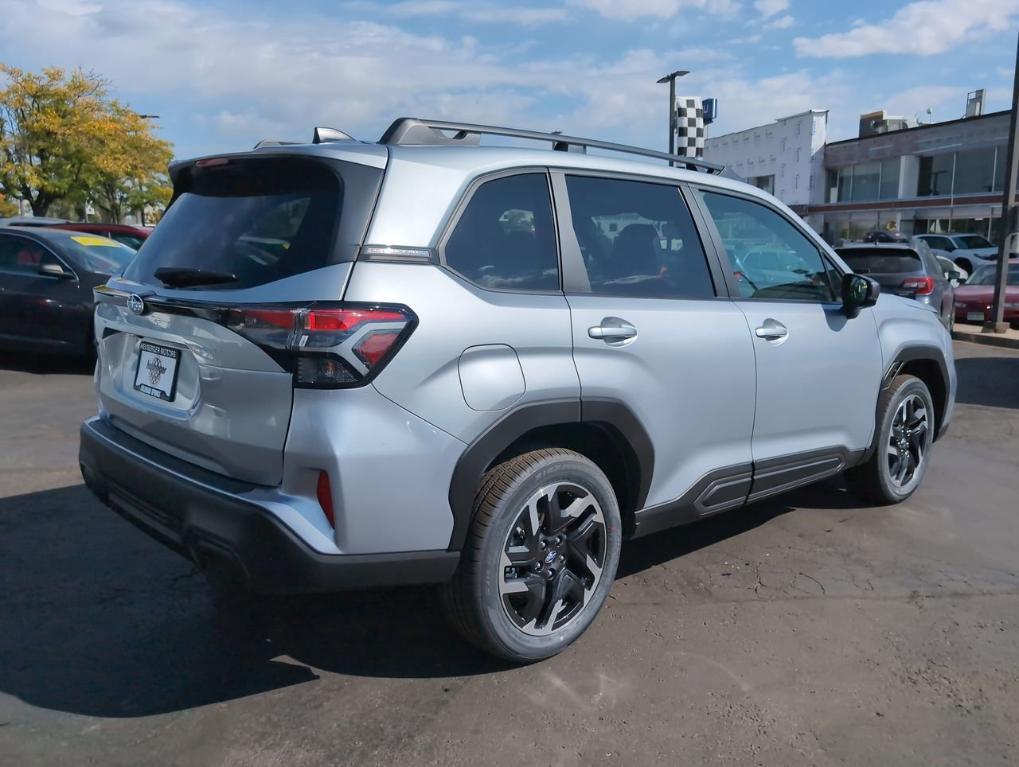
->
[{"left": 1, "top": 342, "right": 1018, "bottom": 766}]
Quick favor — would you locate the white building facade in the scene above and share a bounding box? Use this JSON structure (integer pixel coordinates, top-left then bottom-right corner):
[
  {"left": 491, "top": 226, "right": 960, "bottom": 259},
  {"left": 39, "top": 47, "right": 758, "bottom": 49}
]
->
[{"left": 704, "top": 109, "right": 829, "bottom": 231}]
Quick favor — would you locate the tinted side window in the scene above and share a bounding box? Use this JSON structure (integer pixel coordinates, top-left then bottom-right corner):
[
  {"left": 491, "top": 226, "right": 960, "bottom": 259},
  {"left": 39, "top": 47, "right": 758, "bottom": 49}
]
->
[
  {"left": 702, "top": 192, "right": 836, "bottom": 302},
  {"left": 0, "top": 236, "right": 60, "bottom": 276},
  {"left": 444, "top": 173, "right": 559, "bottom": 291},
  {"left": 565, "top": 176, "right": 714, "bottom": 299}
]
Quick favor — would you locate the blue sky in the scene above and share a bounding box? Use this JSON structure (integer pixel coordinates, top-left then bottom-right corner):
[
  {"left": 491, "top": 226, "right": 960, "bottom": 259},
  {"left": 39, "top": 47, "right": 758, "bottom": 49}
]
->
[{"left": 3, "top": 0, "right": 1018, "bottom": 159}]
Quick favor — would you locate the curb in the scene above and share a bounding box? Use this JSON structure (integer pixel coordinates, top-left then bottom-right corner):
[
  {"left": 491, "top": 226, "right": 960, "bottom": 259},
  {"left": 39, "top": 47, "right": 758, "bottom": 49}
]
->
[{"left": 952, "top": 329, "right": 1019, "bottom": 350}]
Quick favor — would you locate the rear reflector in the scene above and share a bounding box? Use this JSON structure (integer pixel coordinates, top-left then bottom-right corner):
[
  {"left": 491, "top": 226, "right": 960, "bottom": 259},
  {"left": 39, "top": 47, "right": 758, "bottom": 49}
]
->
[
  {"left": 225, "top": 302, "right": 417, "bottom": 388},
  {"left": 317, "top": 471, "right": 335, "bottom": 527},
  {"left": 901, "top": 276, "right": 935, "bottom": 295}
]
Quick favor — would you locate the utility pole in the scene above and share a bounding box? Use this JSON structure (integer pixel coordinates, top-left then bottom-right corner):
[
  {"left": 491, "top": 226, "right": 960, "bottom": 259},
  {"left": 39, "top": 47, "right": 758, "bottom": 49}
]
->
[
  {"left": 657, "top": 70, "right": 689, "bottom": 166},
  {"left": 986, "top": 32, "right": 1019, "bottom": 334}
]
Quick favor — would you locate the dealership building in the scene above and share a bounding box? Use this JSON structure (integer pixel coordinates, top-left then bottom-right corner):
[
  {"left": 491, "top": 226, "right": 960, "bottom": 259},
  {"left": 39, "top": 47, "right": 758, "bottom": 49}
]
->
[{"left": 704, "top": 93, "right": 1013, "bottom": 245}]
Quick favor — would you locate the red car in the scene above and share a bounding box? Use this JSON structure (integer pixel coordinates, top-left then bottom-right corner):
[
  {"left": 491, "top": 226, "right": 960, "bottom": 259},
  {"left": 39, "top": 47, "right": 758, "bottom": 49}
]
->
[
  {"left": 11, "top": 222, "right": 152, "bottom": 250},
  {"left": 954, "top": 259, "right": 1019, "bottom": 326}
]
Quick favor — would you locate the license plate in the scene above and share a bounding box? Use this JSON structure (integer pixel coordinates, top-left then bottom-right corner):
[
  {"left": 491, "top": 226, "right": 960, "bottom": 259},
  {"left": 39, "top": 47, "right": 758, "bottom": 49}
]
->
[
  {"left": 966, "top": 311, "right": 985, "bottom": 322},
  {"left": 134, "top": 342, "right": 181, "bottom": 401}
]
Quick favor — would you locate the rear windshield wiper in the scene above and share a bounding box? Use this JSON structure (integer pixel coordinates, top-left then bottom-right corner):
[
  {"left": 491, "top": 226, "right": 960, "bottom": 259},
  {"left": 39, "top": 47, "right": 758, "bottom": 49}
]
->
[{"left": 154, "top": 267, "right": 238, "bottom": 288}]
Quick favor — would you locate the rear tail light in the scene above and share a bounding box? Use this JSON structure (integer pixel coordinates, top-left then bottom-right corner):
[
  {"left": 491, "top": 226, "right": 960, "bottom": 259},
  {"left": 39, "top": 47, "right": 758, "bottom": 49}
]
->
[
  {"left": 901, "top": 276, "right": 935, "bottom": 295},
  {"left": 226, "top": 302, "right": 416, "bottom": 388}
]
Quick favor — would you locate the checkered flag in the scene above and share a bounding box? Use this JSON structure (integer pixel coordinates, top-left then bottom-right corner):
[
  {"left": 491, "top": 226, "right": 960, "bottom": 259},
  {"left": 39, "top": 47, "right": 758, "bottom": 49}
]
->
[{"left": 675, "top": 97, "right": 706, "bottom": 158}]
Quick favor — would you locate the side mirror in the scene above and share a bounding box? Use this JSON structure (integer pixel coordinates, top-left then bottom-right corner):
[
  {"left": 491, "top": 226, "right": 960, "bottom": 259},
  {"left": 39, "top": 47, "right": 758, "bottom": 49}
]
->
[
  {"left": 842, "top": 273, "right": 880, "bottom": 319},
  {"left": 947, "top": 269, "right": 962, "bottom": 283},
  {"left": 38, "top": 262, "right": 73, "bottom": 279}
]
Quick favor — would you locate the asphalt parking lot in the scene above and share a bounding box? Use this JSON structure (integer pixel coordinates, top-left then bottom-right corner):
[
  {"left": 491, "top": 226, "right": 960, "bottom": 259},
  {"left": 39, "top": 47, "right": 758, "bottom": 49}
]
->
[{"left": 1, "top": 342, "right": 1017, "bottom": 767}]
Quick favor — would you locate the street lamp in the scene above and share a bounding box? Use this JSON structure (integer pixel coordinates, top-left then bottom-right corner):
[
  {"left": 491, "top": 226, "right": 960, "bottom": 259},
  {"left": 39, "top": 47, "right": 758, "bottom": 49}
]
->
[
  {"left": 657, "top": 70, "right": 689, "bottom": 164},
  {"left": 986, "top": 31, "right": 1019, "bottom": 334},
  {"left": 138, "top": 114, "right": 160, "bottom": 119}
]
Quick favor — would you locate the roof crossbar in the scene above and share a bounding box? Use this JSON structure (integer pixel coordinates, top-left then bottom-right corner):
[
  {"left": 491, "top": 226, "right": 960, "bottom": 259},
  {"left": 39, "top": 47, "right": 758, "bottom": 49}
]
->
[{"left": 379, "top": 117, "right": 725, "bottom": 174}]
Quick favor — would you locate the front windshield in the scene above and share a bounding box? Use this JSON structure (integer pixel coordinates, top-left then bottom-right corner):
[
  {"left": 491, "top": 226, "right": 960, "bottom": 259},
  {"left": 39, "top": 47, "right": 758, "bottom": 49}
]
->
[
  {"left": 62, "top": 234, "right": 136, "bottom": 275},
  {"left": 955, "top": 235, "right": 993, "bottom": 249},
  {"left": 967, "top": 264, "right": 1019, "bottom": 286}
]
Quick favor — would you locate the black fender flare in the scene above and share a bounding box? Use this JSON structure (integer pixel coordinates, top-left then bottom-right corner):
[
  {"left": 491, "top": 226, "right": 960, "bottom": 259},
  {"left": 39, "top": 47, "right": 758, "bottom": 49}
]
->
[
  {"left": 446, "top": 398, "right": 654, "bottom": 551},
  {"left": 873, "top": 344, "right": 951, "bottom": 451}
]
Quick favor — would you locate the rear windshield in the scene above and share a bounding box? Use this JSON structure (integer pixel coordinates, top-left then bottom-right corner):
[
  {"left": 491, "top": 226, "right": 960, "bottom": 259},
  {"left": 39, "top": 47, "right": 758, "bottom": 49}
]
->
[
  {"left": 837, "top": 248, "right": 921, "bottom": 274},
  {"left": 123, "top": 157, "right": 382, "bottom": 289}
]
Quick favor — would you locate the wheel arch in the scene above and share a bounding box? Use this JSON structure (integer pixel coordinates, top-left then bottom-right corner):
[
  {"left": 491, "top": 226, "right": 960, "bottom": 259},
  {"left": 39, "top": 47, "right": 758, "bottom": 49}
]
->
[
  {"left": 447, "top": 399, "right": 654, "bottom": 550},
  {"left": 883, "top": 345, "right": 950, "bottom": 442}
]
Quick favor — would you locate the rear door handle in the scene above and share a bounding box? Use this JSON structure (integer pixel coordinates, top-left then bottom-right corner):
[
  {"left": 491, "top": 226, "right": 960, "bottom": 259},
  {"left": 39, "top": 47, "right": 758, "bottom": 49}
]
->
[
  {"left": 754, "top": 319, "right": 788, "bottom": 340},
  {"left": 588, "top": 317, "right": 637, "bottom": 342}
]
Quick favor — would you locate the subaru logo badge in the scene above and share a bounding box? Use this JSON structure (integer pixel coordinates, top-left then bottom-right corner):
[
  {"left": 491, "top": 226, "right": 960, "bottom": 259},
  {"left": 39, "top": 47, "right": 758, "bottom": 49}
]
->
[{"left": 127, "top": 294, "right": 145, "bottom": 315}]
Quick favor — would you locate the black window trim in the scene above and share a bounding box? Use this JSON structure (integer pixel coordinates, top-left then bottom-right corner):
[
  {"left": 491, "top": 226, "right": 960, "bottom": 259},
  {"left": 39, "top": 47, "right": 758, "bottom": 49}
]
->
[
  {"left": 688, "top": 185, "right": 846, "bottom": 306},
  {"left": 0, "top": 231, "right": 79, "bottom": 281},
  {"left": 434, "top": 166, "right": 564, "bottom": 296},
  {"left": 550, "top": 167, "right": 727, "bottom": 301}
]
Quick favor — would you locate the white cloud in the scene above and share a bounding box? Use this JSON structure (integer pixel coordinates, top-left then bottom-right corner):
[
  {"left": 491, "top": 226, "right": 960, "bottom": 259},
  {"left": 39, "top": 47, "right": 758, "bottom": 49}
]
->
[
  {"left": 370, "top": 1, "right": 570, "bottom": 25},
  {"left": 569, "top": 0, "right": 739, "bottom": 20},
  {"left": 753, "top": 0, "right": 788, "bottom": 18},
  {"left": 764, "top": 13, "right": 793, "bottom": 29},
  {"left": 794, "top": 0, "right": 1019, "bottom": 58}
]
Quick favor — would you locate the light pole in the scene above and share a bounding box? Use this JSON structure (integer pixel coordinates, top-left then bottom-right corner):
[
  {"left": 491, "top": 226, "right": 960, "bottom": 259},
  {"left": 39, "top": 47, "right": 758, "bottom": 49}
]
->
[
  {"left": 986, "top": 32, "right": 1019, "bottom": 334},
  {"left": 657, "top": 70, "right": 689, "bottom": 165}
]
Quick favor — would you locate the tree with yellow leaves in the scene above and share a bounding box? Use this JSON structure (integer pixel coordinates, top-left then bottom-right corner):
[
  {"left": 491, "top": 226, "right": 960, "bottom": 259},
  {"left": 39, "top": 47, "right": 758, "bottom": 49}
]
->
[{"left": 0, "top": 64, "right": 172, "bottom": 221}]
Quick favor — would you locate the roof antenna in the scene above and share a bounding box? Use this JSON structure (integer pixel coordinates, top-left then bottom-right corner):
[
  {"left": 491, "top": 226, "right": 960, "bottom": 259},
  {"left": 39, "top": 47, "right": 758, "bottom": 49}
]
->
[{"left": 313, "top": 127, "right": 354, "bottom": 144}]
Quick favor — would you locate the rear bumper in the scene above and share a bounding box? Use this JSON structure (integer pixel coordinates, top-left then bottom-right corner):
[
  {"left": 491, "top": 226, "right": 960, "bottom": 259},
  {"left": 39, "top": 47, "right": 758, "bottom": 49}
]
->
[{"left": 79, "top": 417, "right": 459, "bottom": 593}]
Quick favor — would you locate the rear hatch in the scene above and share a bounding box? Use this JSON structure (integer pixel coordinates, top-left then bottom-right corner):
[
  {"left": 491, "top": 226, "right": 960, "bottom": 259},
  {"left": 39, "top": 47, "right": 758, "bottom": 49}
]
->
[
  {"left": 837, "top": 248, "right": 929, "bottom": 297},
  {"left": 94, "top": 150, "right": 386, "bottom": 485}
]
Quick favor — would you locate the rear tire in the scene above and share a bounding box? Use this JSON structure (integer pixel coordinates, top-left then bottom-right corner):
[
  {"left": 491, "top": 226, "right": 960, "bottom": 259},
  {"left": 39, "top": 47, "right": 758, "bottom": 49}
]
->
[
  {"left": 846, "top": 375, "right": 935, "bottom": 505},
  {"left": 441, "top": 449, "right": 622, "bottom": 663}
]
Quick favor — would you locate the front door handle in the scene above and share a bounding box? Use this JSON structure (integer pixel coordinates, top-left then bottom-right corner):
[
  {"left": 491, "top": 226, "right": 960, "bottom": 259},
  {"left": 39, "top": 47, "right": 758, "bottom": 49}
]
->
[
  {"left": 754, "top": 319, "right": 788, "bottom": 340},
  {"left": 588, "top": 317, "right": 637, "bottom": 342}
]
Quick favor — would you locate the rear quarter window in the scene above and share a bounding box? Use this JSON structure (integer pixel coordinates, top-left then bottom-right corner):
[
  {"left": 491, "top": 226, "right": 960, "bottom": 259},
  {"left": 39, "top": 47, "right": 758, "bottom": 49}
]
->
[{"left": 123, "top": 157, "right": 382, "bottom": 290}]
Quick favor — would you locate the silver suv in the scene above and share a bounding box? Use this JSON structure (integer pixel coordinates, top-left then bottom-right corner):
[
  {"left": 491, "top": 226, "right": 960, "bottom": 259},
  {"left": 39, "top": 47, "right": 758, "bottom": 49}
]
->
[{"left": 79, "top": 119, "right": 957, "bottom": 662}]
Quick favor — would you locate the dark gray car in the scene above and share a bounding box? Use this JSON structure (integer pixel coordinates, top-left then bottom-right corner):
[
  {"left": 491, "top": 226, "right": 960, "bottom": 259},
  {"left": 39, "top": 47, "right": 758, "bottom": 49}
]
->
[{"left": 837, "top": 243, "right": 955, "bottom": 329}]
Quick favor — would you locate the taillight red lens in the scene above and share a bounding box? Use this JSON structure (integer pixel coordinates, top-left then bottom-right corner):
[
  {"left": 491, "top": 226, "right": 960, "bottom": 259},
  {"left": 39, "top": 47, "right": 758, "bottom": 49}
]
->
[
  {"left": 901, "top": 276, "right": 935, "bottom": 295},
  {"left": 306, "top": 308, "right": 408, "bottom": 332},
  {"left": 353, "top": 331, "right": 401, "bottom": 367},
  {"left": 226, "top": 302, "right": 416, "bottom": 389},
  {"left": 316, "top": 470, "right": 335, "bottom": 527}
]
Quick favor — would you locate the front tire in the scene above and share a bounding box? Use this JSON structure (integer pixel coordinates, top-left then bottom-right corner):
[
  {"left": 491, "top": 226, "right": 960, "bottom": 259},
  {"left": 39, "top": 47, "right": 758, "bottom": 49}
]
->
[
  {"left": 847, "top": 375, "right": 935, "bottom": 505},
  {"left": 441, "top": 449, "right": 622, "bottom": 663}
]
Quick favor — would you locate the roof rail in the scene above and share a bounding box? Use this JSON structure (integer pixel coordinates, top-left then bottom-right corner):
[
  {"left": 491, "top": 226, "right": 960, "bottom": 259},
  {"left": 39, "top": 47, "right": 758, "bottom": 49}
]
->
[{"left": 379, "top": 117, "right": 725, "bottom": 174}]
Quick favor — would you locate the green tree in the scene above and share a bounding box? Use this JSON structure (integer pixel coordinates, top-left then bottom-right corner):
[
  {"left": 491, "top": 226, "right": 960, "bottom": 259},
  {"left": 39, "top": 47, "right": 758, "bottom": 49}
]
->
[{"left": 0, "top": 64, "right": 172, "bottom": 220}]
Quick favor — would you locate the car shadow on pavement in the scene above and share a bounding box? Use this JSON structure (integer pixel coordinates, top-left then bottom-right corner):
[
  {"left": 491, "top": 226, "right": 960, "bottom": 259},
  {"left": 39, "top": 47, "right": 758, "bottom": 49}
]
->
[
  {"left": 954, "top": 355, "right": 1019, "bottom": 409},
  {"left": 0, "top": 479, "right": 863, "bottom": 719},
  {"left": 0, "top": 351, "right": 94, "bottom": 375}
]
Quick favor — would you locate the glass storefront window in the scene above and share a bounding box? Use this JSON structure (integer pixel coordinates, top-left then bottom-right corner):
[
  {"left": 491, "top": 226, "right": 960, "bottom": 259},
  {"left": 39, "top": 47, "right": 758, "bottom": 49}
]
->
[
  {"left": 918, "top": 154, "right": 954, "bottom": 196},
  {"left": 851, "top": 162, "right": 880, "bottom": 201},
  {"left": 837, "top": 168, "right": 852, "bottom": 202},
  {"left": 953, "top": 147, "right": 996, "bottom": 194},
  {"left": 879, "top": 158, "right": 900, "bottom": 199}
]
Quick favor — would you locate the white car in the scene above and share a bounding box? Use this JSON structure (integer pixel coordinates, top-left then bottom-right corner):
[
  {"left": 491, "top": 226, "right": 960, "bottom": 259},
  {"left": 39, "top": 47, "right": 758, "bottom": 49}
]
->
[
  {"left": 914, "top": 233, "right": 998, "bottom": 275},
  {"left": 935, "top": 255, "right": 967, "bottom": 286}
]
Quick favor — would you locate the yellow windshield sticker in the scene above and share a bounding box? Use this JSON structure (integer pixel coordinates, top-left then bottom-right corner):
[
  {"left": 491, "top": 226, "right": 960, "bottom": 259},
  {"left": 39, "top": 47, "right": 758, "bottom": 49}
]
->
[{"left": 71, "top": 235, "right": 118, "bottom": 247}]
